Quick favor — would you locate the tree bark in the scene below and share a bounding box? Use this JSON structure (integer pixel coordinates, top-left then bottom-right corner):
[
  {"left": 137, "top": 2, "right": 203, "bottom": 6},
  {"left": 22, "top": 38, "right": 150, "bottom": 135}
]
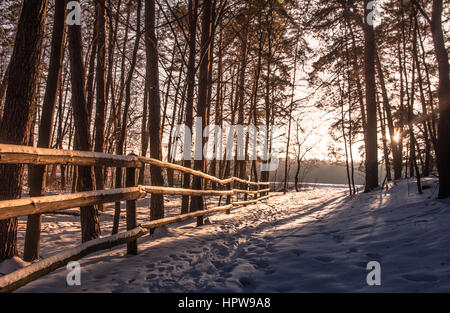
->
[
  {"left": 430, "top": 0, "right": 450, "bottom": 198},
  {"left": 0, "top": 0, "right": 48, "bottom": 261},
  {"left": 375, "top": 51, "right": 402, "bottom": 180},
  {"left": 181, "top": 0, "right": 198, "bottom": 214},
  {"left": 190, "top": 0, "right": 212, "bottom": 225},
  {"left": 234, "top": 6, "right": 249, "bottom": 186},
  {"left": 145, "top": 0, "right": 165, "bottom": 224},
  {"left": 68, "top": 0, "right": 101, "bottom": 242},
  {"left": 24, "top": 0, "right": 66, "bottom": 261},
  {"left": 261, "top": 1, "right": 273, "bottom": 184},
  {"left": 112, "top": 1, "right": 142, "bottom": 234},
  {"left": 284, "top": 35, "right": 299, "bottom": 192},
  {"left": 93, "top": 0, "right": 107, "bottom": 210},
  {"left": 139, "top": 79, "right": 149, "bottom": 185},
  {"left": 363, "top": 0, "right": 378, "bottom": 192},
  {"left": 0, "top": 63, "right": 10, "bottom": 123}
]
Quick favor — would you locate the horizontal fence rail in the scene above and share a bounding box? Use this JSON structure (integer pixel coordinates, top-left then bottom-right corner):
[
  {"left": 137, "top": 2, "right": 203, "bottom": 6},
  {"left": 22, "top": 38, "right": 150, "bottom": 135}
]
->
[
  {"left": 140, "top": 186, "right": 235, "bottom": 197},
  {"left": 141, "top": 204, "right": 234, "bottom": 229},
  {"left": 0, "top": 144, "right": 269, "bottom": 186},
  {"left": 0, "top": 227, "right": 148, "bottom": 293},
  {"left": 0, "top": 187, "right": 145, "bottom": 220},
  {"left": 0, "top": 143, "right": 271, "bottom": 292},
  {"left": 0, "top": 144, "right": 142, "bottom": 167},
  {"left": 0, "top": 186, "right": 268, "bottom": 220}
]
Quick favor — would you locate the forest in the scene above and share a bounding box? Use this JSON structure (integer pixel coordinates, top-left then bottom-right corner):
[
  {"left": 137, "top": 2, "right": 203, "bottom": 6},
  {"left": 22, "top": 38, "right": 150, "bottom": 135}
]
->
[{"left": 0, "top": 0, "right": 449, "bottom": 293}]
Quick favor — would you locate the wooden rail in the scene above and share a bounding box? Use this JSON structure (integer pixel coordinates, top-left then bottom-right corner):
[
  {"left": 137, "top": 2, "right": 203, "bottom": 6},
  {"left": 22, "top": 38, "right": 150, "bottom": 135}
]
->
[
  {"left": 0, "top": 227, "right": 148, "bottom": 293},
  {"left": 0, "top": 144, "right": 141, "bottom": 167},
  {"left": 0, "top": 186, "right": 261, "bottom": 220},
  {"left": 0, "top": 143, "right": 271, "bottom": 292},
  {"left": 0, "top": 144, "right": 269, "bottom": 186},
  {"left": 141, "top": 204, "right": 233, "bottom": 229},
  {"left": 0, "top": 187, "right": 145, "bottom": 220}
]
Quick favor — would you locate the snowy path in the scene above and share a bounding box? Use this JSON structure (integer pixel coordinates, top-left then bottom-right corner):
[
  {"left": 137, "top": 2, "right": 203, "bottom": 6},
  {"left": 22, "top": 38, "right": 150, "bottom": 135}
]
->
[{"left": 13, "top": 180, "right": 450, "bottom": 292}]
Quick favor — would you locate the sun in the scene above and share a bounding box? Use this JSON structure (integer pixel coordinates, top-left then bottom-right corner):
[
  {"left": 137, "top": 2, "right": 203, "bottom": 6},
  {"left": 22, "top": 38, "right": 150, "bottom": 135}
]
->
[{"left": 393, "top": 130, "right": 401, "bottom": 143}]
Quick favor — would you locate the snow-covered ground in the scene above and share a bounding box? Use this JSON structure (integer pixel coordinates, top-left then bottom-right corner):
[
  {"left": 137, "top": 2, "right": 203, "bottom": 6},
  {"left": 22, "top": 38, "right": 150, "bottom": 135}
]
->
[{"left": 4, "top": 178, "right": 450, "bottom": 292}]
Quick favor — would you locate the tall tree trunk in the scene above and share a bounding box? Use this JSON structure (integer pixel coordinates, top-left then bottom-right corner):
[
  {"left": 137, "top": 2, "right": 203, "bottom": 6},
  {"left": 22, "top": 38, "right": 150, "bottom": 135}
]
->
[
  {"left": 0, "top": 0, "right": 48, "bottom": 261},
  {"left": 234, "top": 6, "right": 249, "bottom": 186},
  {"left": 104, "top": 0, "right": 121, "bottom": 157},
  {"left": 378, "top": 98, "right": 391, "bottom": 182},
  {"left": 167, "top": 55, "right": 186, "bottom": 187},
  {"left": 190, "top": 0, "right": 212, "bottom": 225},
  {"left": 68, "top": 0, "right": 101, "bottom": 242},
  {"left": 284, "top": 35, "right": 299, "bottom": 192},
  {"left": 0, "top": 63, "right": 10, "bottom": 123},
  {"left": 166, "top": 54, "right": 185, "bottom": 187},
  {"left": 340, "top": 81, "right": 352, "bottom": 195},
  {"left": 344, "top": 33, "right": 357, "bottom": 194},
  {"left": 396, "top": 39, "right": 406, "bottom": 178},
  {"left": 417, "top": 19, "right": 438, "bottom": 149},
  {"left": 85, "top": 32, "right": 97, "bottom": 127},
  {"left": 251, "top": 10, "right": 264, "bottom": 183},
  {"left": 294, "top": 155, "right": 301, "bottom": 192},
  {"left": 407, "top": 39, "right": 422, "bottom": 194},
  {"left": 412, "top": 13, "right": 431, "bottom": 177},
  {"left": 112, "top": 1, "right": 142, "bottom": 234},
  {"left": 145, "top": 0, "right": 165, "bottom": 224},
  {"left": 105, "top": 0, "right": 121, "bottom": 106},
  {"left": 24, "top": 0, "right": 66, "bottom": 261},
  {"left": 430, "top": 0, "right": 450, "bottom": 198},
  {"left": 210, "top": 21, "right": 223, "bottom": 189},
  {"left": 375, "top": 51, "right": 402, "bottom": 180},
  {"left": 161, "top": 45, "right": 177, "bottom": 137},
  {"left": 346, "top": 19, "right": 368, "bottom": 138},
  {"left": 93, "top": 0, "right": 107, "bottom": 210},
  {"left": 261, "top": 1, "right": 273, "bottom": 184},
  {"left": 139, "top": 79, "right": 149, "bottom": 185},
  {"left": 181, "top": 0, "right": 198, "bottom": 214},
  {"left": 363, "top": 0, "right": 379, "bottom": 192},
  {"left": 110, "top": 3, "right": 131, "bottom": 231}
]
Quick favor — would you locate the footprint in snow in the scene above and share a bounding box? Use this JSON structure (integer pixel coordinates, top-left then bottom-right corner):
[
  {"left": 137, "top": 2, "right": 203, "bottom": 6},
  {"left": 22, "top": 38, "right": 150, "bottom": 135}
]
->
[
  {"left": 239, "top": 276, "right": 253, "bottom": 287},
  {"left": 366, "top": 253, "right": 382, "bottom": 261},
  {"left": 146, "top": 273, "right": 157, "bottom": 280},
  {"left": 347, "top": 247, "right": 358, "bottom": 253},
  {"left": 169, "top": 254, "right": 179, "bottom": 260},
  {"left": 291, "top": 249, "right": 306, "bottom": 256},
  {"left": 402, "top": 273, "right": 438, "bottom": 283},
  {"left": 252, "top": 258, "right": 269, "bottom": 269},
  {"left": 94, "top": 274, "right": 106, "bottom": 280},
  {"left": 314, "top": 256, "right": 334, "bottom": 263},
  {"left": 354, "top": 261, "right": 367, "bottom": 268}
]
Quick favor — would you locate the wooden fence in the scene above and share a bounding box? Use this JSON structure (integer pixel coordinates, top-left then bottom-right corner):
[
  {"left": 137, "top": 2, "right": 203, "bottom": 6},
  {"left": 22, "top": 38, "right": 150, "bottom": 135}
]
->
[{"left": 0, "top": 144, "right": 270, "bottom": 292}]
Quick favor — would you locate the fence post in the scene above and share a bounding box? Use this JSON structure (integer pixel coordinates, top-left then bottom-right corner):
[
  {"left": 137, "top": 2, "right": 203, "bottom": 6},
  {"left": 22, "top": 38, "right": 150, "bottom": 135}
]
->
[
  {"left": 225, "top": 179, "right": 232, "bottom": 214},
  {"left": 244, "top": 176, "right": 249, "bottom": 202},
  {"left": 255, "top": 183, "right": 259, "bottom": 200},
  {"left": 126, "top": 159, "right": 138, "bottom": 255}
]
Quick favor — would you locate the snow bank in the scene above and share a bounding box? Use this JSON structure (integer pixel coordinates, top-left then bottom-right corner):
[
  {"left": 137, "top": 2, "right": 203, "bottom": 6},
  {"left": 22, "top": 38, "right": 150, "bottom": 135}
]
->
[
  {"left": 12, "top": 179, "right": 450, "bottom": 292},
  {"left": 0, "top": 227, "right": 146, "bottom": 292},
  {"left": 0, "top": 257, "right": 29, "bottom": 277}
]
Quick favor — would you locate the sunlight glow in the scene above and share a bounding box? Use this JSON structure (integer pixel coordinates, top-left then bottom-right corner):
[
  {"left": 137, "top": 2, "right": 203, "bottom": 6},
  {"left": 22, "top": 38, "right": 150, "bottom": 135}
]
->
[{"left": 393, "top": 130, "right": 401, "bottom": 143}]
